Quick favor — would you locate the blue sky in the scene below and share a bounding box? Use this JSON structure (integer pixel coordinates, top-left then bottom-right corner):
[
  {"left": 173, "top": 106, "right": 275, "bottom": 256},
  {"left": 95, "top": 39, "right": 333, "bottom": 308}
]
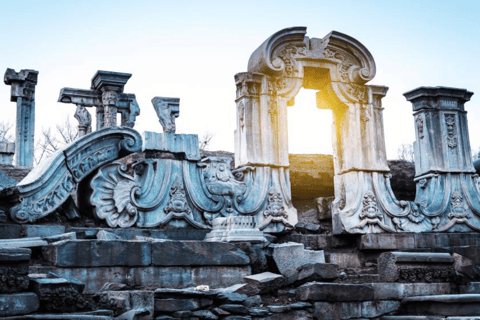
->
[{"left": 1, "top": 0, "right": 479, "bottom": 158}]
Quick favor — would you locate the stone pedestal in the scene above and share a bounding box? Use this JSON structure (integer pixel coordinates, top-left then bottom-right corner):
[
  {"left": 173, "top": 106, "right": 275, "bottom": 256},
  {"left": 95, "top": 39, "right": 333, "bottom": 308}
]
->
[
  {"left": 204, "top": 216, "right": 267, "bottom": 243},
  {"left": 403, "top": 87, "right": 480, "bottom": 232}
]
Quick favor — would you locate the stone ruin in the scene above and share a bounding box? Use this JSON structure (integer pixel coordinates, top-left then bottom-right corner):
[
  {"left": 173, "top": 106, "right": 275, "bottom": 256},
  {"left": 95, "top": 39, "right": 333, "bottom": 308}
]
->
[{"left": 0, "top": 26, "right": 479, "bottom": 319}]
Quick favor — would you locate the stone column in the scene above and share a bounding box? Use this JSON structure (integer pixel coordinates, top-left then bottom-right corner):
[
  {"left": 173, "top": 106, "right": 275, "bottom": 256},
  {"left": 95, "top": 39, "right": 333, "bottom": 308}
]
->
[
  {"left": 404, "top": 86, "right": 475, "bottom": 177},
  {"left": 91, "top": 70, "right": 132, "bottom": 128},
  {"left": 4, "top": 68, "right": 38, "bottom": 167}
]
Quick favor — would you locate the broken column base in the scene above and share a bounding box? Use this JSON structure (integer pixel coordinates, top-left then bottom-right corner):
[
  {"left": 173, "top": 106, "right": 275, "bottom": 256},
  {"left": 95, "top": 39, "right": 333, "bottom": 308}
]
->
[{"left": 204, "top": 216, "right": 267, "bottom": 243}]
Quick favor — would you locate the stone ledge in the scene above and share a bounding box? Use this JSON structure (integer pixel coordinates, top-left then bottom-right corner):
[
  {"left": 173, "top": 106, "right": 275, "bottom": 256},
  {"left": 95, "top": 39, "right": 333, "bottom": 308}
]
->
[
  {"left": 360, "top": 233, "right": 480, "bottom": 250},
  {"left": 31, "top": 266, "right": 251, "bottom": 294},
  {"left": 402, "top": 294, "right": 480, "bottom": 316},
  {"left": 151, "top": 240, "right": 250, "bottom": 266},
  {"left": 42, "top": 240, "right": 151, "bottom": 267},
  {"left": 0, "top": 292, "right": 39, "bottom": 317}
]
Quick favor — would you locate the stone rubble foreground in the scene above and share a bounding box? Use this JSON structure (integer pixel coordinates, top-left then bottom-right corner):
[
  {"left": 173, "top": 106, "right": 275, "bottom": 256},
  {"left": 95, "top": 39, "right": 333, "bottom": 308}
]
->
[{"left": 0, "top": 26, "right": 480, "bottom": 319}]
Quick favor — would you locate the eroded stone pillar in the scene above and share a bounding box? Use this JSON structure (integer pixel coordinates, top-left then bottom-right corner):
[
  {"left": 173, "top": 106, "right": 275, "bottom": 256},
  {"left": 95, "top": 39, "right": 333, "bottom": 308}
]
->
[
  {"left": 403, "top": 87, "right": 480, "bottom": 233},
  {"left": 4, "top": 68, "right": 38, "bottom": 167}
]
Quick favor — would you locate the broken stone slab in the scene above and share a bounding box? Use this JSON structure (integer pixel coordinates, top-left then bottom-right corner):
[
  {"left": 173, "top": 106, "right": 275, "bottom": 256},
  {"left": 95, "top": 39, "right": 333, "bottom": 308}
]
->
[
  {"left": 96, "top": 291, "right": 153, "bottom": 320},
  {"left": 0, "top": 232, "right": 76, "bottom": 249},
  {"left": 154, "top": 287, "right": 219, "bottom": 299},
  {"left": 372, "top": 282, "right": 456, "bottom": 300},
  {"left": 115, "top": 307, "right": 150, "bottom": 320},
  {"left": 288, "top": 262, "right": 339, "bottom": 285},
  {"left": 270, "top": 242, "right": 325, "bottom": 278},
  {"left": 97, "top": 230, "right": 122, "bottom": 240},
  {"left": 378, "top": 252, "right": 455, "bottom": 283},
  {"left": 0, "top": 247, "right": 31, "bottom": 262},
  {"left": 151, "top": 240, "right": 250, "bottom": 266},
  {"left": 142, "top": 131, "right": 200, "bottom": 161},
  {"left": 154, "top": 297, "right": 213, "bottom": 312},
  {"left": 238, "top": 272, "right": 284, "bottom": 295},
  {"left": 30, "top": 276, "right": 92, "bottom": 313},
  {"left": 296, "top": 282, "right": 375, "bottom": 302},
  {"left": 191, "top": 309, "right": 218, "bottom": 319},
  {"left": 0, "top": 292, "right": 39, "bottom": 317},
  {"left": 313, "top": 300, "right": 401, "bottom": 320},
  {"left": 42, "top": 240, "right": 151, "bottom": 267},
  {"left": 402, "top": 294, "right": 480, "bottom": 316},
  {"left": 23, "top": 225, "right": 66, "bottom": 238},
  {"left": 99, "top": 282, "right": 128, "bottom": 292},
  {"left": 219, "top": 304, "right": 250, "bottom": 315},
  {"left": 453, "top": 253, "right": 480, "bottom": 279}
]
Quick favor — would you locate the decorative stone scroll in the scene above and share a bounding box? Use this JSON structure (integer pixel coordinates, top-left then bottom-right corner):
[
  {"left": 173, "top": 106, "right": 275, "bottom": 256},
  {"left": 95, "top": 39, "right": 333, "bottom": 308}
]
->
[
  {"left": 5, "top": 127, "right": 142, "bottom": 224},
  {"left": 152, "top": 97, "right": 180, "bottom": 133},
  {"left": 4, "top": 68, "right": 39, "bottom": 167},
  {"left": 58, "top": 70, "right": 140, "bottom": 132}
]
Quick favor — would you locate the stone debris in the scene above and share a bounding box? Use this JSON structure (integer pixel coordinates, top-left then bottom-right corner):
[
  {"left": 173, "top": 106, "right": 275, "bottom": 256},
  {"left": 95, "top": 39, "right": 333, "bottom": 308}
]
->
[
  {"left": 1, "top": 27, "right": 480, "bottom": 320},
  {"left": 378, "top": 252, "right": 456, "bottom": 283}
]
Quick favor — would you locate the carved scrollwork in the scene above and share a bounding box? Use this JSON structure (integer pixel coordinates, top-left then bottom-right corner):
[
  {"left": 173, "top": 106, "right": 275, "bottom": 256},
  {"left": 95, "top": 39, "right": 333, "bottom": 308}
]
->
[
  {"left": 264, "top": 188, "right": 287, "bottom": 219},
  {"left": 11, "top": 174, "right": 75, "bottom": 224},
  {"left": 90, "top": 162, "right": 139, "bottom": 228},
  {"left": 398, "top": 266, "right": 456, "bottom": 283},
  {"left": 445, "top": 114, "right": 457, "bottom": 148},
  {"left": 0, "top": 267, "right": 29, "bottom": 293}
]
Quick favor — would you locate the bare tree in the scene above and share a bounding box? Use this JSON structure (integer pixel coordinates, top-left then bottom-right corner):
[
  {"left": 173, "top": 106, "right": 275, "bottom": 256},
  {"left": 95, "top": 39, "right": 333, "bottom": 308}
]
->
[
  {"left": 0, "top": 121, "right": 14, "bottom": 143},
  {"left": 35, "top": 116, "right": 78, "bottom": 165},
  {"left": 397, "top": 143, "right": 414, "bottom": 163},
  {"left": 199, "top": 131, "right": 215, "bottom": 151}
]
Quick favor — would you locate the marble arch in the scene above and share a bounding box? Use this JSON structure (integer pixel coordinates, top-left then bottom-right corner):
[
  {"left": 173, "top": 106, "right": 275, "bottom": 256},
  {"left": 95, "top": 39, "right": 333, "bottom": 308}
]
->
[{"left": 234, "top": 26, "right": 478, "bottom": 234}]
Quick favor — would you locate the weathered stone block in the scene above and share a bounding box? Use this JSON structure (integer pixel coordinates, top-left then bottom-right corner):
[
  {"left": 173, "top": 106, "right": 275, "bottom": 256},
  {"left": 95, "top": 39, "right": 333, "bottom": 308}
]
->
[
  {"left": 0, "top": 292, "right": 39, "bottom": 317},
  {"left": 127, "top": 267, "right": 193, "bottom": 289},
  {"left": 152, "top": 240, "right": 250, "bottom": 266},
  {"left": 270, "top": 242, "right": 325, "bottom": 278},
  {"left": 372, "top": 282, "right": 456, "bottom": 300},
  {"left": 220, "top": 304, "right": 250, "bottom": 315},
  {"left": 313, "top": 300, "right": 401, "bottom": 319},
  {"left": 378, "top": 252, "right": 455, "bottom": 283},
  {"left": 0, "top": 248, "right": 30, "bottom": 293},
  {"left": 154, "top": 298, "right": 213, "bottom": 312},
  {"left": 23, "top": 225, "right": 66, "bottom": 238},
  {"left": 30, "top": 277, "right": 92, "bottom": 313},
  {"left": 192, "top": 266, "right": 251, "bottom": 288},
  {"left": 240, "top": 272, "right": 284, "bottom": 295},
  {"left": 327, "top": 252, "right": 363, "bottom": 269},
  {"left": 292, "top": 263, "right": 339, "bottom": 285},
  {"left": 359, "top": 233, "right": 415, "bottom": 250},
  {"left": 296, "top": 282, "right": 374, "bottom": 302},
  {"left": 43, "top": 240, "right": 151, "bottom": 267},
  {"left": 0, "top": 224, "right": 21, "bottom": 239},
  {"left": 97, "top": 290, "right": 153, "bottom": 320},
  {"left": 142, "top": 131, "right": 200, "bottom": 161},
  {"left": 402, "top": 294, "right": 480, "bottom": 316},
  {"left": 459, "top": 282, "right": 480, "bottom": 294}
]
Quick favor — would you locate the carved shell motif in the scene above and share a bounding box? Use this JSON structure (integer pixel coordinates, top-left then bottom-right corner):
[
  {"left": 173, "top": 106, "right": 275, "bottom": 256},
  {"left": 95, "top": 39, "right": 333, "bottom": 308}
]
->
[{"left": 90, "top": 162, "right": 139, "bottom": 227}]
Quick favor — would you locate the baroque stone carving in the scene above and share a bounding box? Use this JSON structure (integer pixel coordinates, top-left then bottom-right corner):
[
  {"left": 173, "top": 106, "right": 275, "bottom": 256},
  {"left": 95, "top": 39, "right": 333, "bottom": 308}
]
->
[
  {"left": 74, "top": 105, "right": 92, "bottom": 137},
  {"left": 415, "top": 115, "right": 424, "bottom": 139},
  {"left": 152, "top": 96, "right": 180, "bottom": 133},
  {"left": 445, "top": 113, "right": 457, "bottom": 148},
  {"left": 90, "top": 162, "right": 139, "bottom": 228},
  {"left": 264, "top": 188, "right": 287, "bottom": 219},
  {"left": 6, "top": 127, "right": 142, "bottom": 224},
  {"left": 398, "top": 267, "right": 456, "bottom": 283},
  {"left": 37, "top": 285, "right": 92, "bottom": 313},
  {"left": 58, "top": 70, "right": 139, "bottom": 130}
]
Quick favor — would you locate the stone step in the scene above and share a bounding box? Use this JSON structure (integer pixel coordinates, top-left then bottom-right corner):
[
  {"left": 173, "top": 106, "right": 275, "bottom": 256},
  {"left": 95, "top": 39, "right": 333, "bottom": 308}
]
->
[
  {"left": 359, "top": 233, "right": 480, "bottom": 251},
  {"left": 42, "top": 239, "right": 250, "bottom": 267},
  {"left": 31, "top": 265, "right": 251, "bottom": 294},
  {"left": 402, "top": 294, "right": 480, "bottom": 316}
]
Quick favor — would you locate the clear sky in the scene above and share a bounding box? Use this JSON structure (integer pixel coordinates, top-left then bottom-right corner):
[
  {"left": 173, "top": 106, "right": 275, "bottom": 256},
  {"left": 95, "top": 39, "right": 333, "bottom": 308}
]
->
[{"left": 1, "top": 0, "right": 479, "bottom": 159}]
